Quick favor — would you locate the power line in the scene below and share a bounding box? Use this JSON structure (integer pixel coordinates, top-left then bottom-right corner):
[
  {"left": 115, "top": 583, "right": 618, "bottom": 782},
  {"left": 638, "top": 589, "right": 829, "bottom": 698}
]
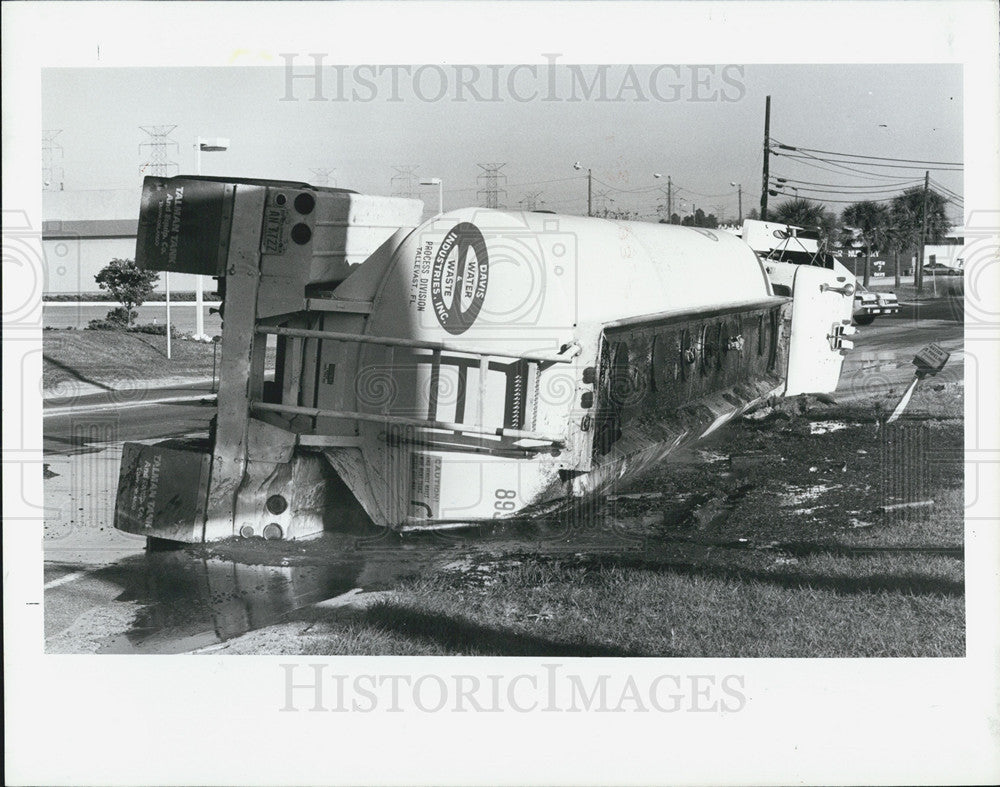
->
[
  {"left": 768, "top": 190, "right": 898, "bottom": 205},
  {"left": 590, "top": 176, "right": 662, "bottom": 196},
  {"left": 673, "top": 185, "right": 740, "bottom": 199},
  {"left": 774, "top": 150, "right": 962, "bottom": 173},
  {"left": 772, "top": 152, "right": 924, "bottom": 182},
  {"left": 773, "top": 176, "right": 924, "bottom": 190},
  {"left": 929, "top": 177, "right": 964, "bottom": 202},
  {"left": 773, "top": 183, "right": 920, "bottom": 197},
  {"left": 773, "top": 141, "right": 962, "bottom": 167},
  {"left": 442, "top": 175, "right": 582, "bottom": 194}
]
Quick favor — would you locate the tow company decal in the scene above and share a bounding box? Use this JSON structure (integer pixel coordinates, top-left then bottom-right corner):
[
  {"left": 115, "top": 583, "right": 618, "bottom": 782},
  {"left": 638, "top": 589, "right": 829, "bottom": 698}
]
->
[{"left": 427, "top": 222, "right": 489, "bottom": 335}]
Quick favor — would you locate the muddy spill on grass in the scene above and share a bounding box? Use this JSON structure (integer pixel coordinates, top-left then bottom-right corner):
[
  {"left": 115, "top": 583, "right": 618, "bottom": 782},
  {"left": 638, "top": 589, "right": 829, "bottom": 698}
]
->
[{"left": 85, "top": 407, "right": 962, "bottom": 653}]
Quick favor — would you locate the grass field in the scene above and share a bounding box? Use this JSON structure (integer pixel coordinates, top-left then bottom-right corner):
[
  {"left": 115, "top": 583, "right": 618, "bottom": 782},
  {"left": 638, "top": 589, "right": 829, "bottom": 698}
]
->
[
  {"left": 211, "top": 404, "right": 965, "bottom": 657},
  {"left": 43, "top": 329, "right": 219, "bottom": 392},
  {"left": 866, "top": 278, "right": 964, "bottom": 299},
  {"left": 42, "top": 328, "right": 274, "bottom": 393}
]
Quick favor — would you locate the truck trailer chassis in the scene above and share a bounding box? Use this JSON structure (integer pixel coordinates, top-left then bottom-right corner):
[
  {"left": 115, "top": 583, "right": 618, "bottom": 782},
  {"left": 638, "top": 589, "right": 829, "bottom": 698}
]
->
[{"left": 115, "top": 176, "right": 854, "bottom": 543}]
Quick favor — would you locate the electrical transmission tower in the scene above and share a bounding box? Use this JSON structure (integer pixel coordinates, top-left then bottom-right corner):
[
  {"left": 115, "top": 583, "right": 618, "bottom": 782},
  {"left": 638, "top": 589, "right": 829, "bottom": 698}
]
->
[
  {"left": 139, "top": 125, "right": 179, "bottom": 177},
  {"left": 518, "top": 191, "right": 544, "bottom": 211},
  {"left": 477, "top": 163, "right": 507, "bottom": 209},
  {"left": 391, "top": 165, "right": 420, "bottom": 198},
  {"left": 310, "top": 168, "right": 336, "bottom": 187},
  {"left": 42, "top": 129, "right": 65, "bottom": 190},
  {"left": 655, "top": 187, "right": 672, "bottom": 220},
  {"left": 593, "top": 189, "right": 614, "bottom": 216}
]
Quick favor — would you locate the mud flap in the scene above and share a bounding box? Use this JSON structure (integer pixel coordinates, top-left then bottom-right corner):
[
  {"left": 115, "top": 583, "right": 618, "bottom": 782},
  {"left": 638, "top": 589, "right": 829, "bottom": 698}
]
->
[{"left": 785, "top": 265, "right": 855, "bottom": 395}]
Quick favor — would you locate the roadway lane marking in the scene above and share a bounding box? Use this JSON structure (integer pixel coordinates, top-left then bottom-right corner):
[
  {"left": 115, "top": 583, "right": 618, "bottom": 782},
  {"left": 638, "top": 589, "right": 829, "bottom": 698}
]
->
[
  {"left": 43, "top": 570, "right": 89, "bottom": 590},
  {"left": 43, "top": 394, "right": 216, "bottom": 418}
]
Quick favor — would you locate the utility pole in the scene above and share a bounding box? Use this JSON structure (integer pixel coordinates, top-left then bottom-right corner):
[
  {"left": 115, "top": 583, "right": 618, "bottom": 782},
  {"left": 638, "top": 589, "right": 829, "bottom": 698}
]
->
[
  {"left": 916, "top": 170, "right": 930, "bottom": 292},
  {"left": 737, "top": 185, "right": 742, "bottom": 224},
  {"left": 760, "top": 95, "right": 771, "bottom": 221},
  {"left": 574, "top": 162, "right": 594, "bottom": 216},
  {"left": 667, "top": 176, "right": 672, "bottom": 221}
]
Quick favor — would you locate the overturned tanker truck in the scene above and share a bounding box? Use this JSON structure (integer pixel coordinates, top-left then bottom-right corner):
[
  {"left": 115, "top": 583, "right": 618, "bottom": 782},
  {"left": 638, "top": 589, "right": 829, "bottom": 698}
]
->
[{"left": 115, "top": 176, "right": 855, "bottom": 542}]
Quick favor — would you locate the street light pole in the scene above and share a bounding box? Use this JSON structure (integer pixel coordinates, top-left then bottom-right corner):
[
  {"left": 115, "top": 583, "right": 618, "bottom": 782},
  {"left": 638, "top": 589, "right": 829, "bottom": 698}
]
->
[
  {"left": 760, "top": 95, "right": 771, "bottom": 221},
  {"left": 165, "top": 271, "right": 172, "bottom": 359},
  {"left": 730, "top": 182, "right": 743, "bottom": 224},
  {"left": 193, "top": 136, "right": 229, "bottom": 340},
  {"left": 574, "top": 162, "right": 592, "bottom": 216},
  {"left": 194, "top": 138, "right": 205, "bottom": 341},
  {"left": 420, "top": 178, "right": 443, "bottom": 214},
  {"left": 655, "top": 173, "right": 673, "bottom": 222}
]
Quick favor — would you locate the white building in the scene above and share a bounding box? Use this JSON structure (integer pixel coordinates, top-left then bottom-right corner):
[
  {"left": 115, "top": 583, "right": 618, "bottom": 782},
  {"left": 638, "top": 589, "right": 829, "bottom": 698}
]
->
[
  {"left": 920, "top": 228, "right": 966, "bottom": 271},
  {"left": 42, "top": 189, "right": 202, "bottom": 294}
]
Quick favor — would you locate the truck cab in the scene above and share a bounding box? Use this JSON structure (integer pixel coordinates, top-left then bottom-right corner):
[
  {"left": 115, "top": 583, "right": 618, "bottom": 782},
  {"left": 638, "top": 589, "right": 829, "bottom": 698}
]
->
[{"left": 736, "top": 219, "right": 899, "bottom": 325}]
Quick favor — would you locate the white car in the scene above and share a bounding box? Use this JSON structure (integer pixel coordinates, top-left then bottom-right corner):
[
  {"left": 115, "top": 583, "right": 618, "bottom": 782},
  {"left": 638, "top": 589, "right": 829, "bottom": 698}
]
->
[{"left": 852, "top": 284, "right": 900, "bottom": 325}]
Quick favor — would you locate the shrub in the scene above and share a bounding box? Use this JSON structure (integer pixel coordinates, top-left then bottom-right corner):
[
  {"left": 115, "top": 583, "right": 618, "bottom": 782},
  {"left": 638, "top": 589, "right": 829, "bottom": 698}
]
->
[
  {"left": 84, "top": 307, "right": 135, "bottom": 330},
  {"left": 94, "top": 258, "right": 159, "bottom": 327},
  {"left": 128, "top": 323, "right": 180, "bottom": 337},
  {"left": 86, "top": 318, "right": 123, "bottom": 331}
]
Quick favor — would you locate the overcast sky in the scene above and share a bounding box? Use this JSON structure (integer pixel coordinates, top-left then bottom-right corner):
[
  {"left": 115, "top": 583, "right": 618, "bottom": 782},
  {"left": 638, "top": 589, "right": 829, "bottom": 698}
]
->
[{"left": 42, "top": 63, "right": 963, "bottom": 223}]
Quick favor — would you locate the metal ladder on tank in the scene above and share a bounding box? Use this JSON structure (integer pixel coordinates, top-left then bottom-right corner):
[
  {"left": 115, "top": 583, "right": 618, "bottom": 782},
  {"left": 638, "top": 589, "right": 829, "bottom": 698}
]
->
[{"left": 249, "top": 326, "right": 580, "bottom": 450}]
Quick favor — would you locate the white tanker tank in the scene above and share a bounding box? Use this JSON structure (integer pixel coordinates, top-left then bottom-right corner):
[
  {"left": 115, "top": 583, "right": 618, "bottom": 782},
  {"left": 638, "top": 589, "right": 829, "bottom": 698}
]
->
[{"left": 115, "top": 177, "right": 855, "bottom": 542}]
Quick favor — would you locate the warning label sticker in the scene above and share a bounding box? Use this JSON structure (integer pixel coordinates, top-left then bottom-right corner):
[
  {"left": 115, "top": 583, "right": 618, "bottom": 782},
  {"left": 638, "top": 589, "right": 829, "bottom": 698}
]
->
[{"left": 409, "top": 453, "right": 442, "bottom": 519}]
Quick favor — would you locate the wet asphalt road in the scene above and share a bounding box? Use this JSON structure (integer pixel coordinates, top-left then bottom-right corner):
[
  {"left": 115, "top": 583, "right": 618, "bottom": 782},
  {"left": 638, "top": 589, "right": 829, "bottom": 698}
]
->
[
  {"left": 42, "top": 303, "right": 964, "bottom": 653},
  {"left": 43, "top": 381, "right": 217, "bottom": 456}
]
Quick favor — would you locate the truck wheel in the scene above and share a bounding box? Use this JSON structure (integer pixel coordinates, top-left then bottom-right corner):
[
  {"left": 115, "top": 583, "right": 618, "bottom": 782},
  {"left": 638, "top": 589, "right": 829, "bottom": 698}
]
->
[{"left": 853, "top": 314, "right": 875, "bottom": 326}]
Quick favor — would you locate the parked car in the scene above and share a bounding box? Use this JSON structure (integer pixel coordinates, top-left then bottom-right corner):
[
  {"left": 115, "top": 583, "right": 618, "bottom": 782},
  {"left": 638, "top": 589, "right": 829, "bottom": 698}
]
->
[
  {"left": 923, "top": 262, "right": 963, "bottom": 276},
  {"left": 852, "top": 283, "right": 900, "bottom": 325}
]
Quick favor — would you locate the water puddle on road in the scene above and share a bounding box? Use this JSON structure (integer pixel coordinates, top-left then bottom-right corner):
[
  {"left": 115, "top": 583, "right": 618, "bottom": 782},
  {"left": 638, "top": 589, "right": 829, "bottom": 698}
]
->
[
  {"left": 94, "top": 532, "right": 445, "bottom": 654},
  {"left": 87, "top": 513, "right": 685, "bottom": 654}
]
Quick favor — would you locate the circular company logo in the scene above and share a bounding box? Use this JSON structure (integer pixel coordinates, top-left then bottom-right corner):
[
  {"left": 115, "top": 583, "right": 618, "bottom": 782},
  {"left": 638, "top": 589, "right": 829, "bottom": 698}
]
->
[{"left": 431, "top": 222, "right": 489, "bottom": 335}]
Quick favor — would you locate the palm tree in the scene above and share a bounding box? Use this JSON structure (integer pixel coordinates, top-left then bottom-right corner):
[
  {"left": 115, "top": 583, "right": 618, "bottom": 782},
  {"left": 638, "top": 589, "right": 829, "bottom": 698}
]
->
[
  {"left": 841, "top": 201, "right": 891, "bottom": 286},
  {"left": 886, "top": 203, "right": 916, "bottom": 287},
  {"left": 890, "top": 187, "right": 951, "bottom": 289},
  {"left": 771, "top": 198, "right": 838, "bottom": 251},
  {"left": 772, "top": 197, "right": 826, "bottom": 226}
]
